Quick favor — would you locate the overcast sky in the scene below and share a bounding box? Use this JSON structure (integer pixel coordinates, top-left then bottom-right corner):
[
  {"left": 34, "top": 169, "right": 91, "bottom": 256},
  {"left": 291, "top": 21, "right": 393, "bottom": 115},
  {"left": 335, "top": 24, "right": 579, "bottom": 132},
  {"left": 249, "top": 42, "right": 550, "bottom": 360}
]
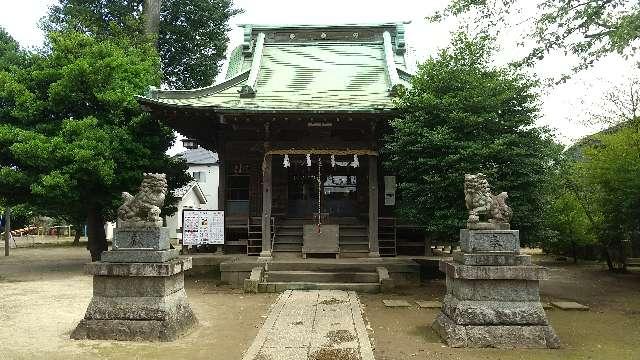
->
[{"left": 1, "top": 0, "right": 637, "bottom": 155}]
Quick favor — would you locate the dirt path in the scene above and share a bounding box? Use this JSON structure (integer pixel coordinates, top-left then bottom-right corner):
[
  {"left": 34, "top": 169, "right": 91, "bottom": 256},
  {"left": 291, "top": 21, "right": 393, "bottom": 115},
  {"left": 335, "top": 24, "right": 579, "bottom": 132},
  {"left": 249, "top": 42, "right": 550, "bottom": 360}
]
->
[{"left": 0, "top": 247, "right": 276, "bottom": 360}]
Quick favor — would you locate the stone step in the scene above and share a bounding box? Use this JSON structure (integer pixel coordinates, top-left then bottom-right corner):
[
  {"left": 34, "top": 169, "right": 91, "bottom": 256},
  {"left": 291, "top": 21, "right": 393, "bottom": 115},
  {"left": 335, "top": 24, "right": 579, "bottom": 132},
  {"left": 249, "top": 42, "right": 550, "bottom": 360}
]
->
[
  {"left": 258, "top": 282, "right": 380, "bottom": 293},
  {"left": 266, "top": 261, "right": 387, "bottom": 272},
  {"left": 339, "top": 251, "right": 371, "bottom": 258},
  {"left": 265, "top": 270, "right": 379, "bottom": 283},
  {"left": 273, "top": 243, "right": 303, "bottom": 252},
  {"left": 272, "top": 252, "right": 302, "bottom": 259}
]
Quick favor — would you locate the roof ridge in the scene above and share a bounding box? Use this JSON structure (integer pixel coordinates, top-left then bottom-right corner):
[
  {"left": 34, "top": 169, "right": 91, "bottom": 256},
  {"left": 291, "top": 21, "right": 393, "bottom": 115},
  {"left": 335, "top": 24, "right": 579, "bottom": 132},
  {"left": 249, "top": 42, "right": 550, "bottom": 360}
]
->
[
  {"left": 145, "top": 70, "right": 249, "bottom": 100},
  {"left": 238, "top": 21, "right": 411, "bottom": 29}
]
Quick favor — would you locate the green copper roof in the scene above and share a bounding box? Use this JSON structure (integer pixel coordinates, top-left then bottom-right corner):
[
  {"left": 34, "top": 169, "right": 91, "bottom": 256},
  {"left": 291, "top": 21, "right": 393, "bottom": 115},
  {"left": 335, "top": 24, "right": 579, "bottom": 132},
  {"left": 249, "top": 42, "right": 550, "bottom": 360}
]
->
[{"left": 138, "top": 23, "right": 412, "bottom": 113}]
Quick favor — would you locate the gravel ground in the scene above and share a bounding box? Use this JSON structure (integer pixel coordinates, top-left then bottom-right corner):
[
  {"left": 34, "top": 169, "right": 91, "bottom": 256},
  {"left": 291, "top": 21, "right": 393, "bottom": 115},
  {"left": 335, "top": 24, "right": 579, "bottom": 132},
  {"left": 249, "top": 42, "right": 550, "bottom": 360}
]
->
[
  {"left": 0, "top": 246, "right": 276, "bottom": 360},
  {"left": 1, "top": 247, "right": 639, "bottom": 360},
  {"left": 361, "top": 256, "right": 640, "bottom": 360}
]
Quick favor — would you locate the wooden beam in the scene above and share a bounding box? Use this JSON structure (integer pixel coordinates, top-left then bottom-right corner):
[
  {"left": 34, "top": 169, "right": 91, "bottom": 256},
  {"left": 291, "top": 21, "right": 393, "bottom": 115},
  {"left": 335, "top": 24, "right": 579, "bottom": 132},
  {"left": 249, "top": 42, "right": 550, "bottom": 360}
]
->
[
  {"left": 368, "top": 156, "right": 380, "bottom": 257},
  {"left": 260, "top": 154, "right": 272, "bottom": 258},
  {"left": 383, "top": 31, "right": 402, "bottom": 96},
  {"left": 266, "top": 149, "right": 378, "bottom": 156},
  {"left": 240, "top": 32, "right": 265, "bottom": 98}
]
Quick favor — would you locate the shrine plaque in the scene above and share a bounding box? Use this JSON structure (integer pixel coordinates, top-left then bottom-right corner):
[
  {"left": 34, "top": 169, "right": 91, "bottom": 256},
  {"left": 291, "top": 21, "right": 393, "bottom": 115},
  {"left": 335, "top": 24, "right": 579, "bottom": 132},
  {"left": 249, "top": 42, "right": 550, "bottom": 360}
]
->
[{"left": 460, "top": 229, "right": 520, "bottom": 254}]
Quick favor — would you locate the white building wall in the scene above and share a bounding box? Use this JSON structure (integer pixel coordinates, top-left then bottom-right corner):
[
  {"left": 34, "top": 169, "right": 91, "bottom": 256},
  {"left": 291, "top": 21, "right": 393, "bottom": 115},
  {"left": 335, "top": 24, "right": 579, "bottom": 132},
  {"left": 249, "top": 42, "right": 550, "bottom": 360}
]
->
[
  {"left": 187, "top": 164, "right": 219, "bottom": 210},
  {"left": 166, "top": 189, "right": 207, "bottom": 240}
]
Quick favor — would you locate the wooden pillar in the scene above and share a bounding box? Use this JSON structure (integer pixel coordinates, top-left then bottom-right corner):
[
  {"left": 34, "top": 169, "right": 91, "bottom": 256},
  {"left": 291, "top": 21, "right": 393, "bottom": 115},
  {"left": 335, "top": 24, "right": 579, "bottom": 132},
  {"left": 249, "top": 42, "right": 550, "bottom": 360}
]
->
[
  {"left": 368, "top": 156, "right": 380, "bottom": 257},
  {"left": 260, "top": 154, "right": 272, "bottom": 258},
  {"left": 217, "top": 157, "right": 225, "bottom": 211},
  {"left": 424, "top": 234, "right": 433, "bottom": 256}
]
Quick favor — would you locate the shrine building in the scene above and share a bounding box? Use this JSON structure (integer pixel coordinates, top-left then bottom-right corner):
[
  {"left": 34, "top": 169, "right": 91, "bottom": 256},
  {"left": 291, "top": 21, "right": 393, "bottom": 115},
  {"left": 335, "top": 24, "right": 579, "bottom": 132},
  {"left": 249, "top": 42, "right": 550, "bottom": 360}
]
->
[{"left": 137, "top": 23, "right": 422, "bottom": 261}]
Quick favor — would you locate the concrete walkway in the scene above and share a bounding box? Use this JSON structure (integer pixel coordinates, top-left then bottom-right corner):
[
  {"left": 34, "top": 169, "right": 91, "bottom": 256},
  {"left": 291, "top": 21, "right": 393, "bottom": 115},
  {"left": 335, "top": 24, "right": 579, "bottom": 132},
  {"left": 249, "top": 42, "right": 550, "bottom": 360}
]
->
[{"left": 242, "top": 290, "right": 375, "bottom": 360}]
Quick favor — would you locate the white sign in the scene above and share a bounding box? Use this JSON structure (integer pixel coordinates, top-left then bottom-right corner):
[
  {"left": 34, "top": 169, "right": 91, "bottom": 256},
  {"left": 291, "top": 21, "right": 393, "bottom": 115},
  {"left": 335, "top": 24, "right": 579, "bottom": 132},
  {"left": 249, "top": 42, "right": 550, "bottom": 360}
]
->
[
  {"left": 182, "top": 210, "right": 224, "bottom": 245},
  {"left": 384, "top": 176, "right": 396, "bottom": 206}
]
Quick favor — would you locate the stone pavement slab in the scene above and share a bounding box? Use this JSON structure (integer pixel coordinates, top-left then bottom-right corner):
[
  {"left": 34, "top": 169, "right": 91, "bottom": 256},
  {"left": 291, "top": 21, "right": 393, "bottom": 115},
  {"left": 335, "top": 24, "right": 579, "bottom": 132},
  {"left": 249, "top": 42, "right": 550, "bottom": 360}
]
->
[
  {"left": 242, "top": 290, "right": 374, "bottom": 360},
  {"left": 416, "top": 300, "right": 442, "bottom": 309},
  {"left": 551, "top": 301, "right": 590, "bottom": 311},
  {"left": 382, "top": 299, "right": 411, "bottom": 307}
]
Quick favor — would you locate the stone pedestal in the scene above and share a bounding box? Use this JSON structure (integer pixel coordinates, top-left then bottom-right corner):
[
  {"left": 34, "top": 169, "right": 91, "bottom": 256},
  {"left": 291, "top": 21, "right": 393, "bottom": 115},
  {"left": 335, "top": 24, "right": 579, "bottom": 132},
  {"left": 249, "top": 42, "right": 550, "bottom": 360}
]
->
[
  {"left": 432, "top": 228, "right": 559, "bottom": 349},
  {"left": 72, "top": 227, "right": 197, "bottom": 341}
]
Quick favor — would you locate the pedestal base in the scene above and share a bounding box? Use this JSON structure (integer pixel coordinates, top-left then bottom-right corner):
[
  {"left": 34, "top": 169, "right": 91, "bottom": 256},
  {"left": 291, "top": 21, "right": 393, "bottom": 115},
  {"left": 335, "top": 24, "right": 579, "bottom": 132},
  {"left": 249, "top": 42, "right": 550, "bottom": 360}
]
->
[
  {"left": 433, "top": 227, "right": 559, "bottom": 349},
  {"left": 433, "top": 312, "right": 560, "bottom": 349},
  {"left": 72, "top": 258, "right": 196, "bottom": 342}
]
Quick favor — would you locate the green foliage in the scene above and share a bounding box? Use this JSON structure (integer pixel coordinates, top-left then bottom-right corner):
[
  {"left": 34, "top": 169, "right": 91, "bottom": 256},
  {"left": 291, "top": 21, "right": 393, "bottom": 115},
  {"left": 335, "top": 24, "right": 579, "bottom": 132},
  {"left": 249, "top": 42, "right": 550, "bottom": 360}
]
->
[
  {"left": 583, "top": 122, "right": 640, "bottom": 239},
  {"left": 540, "top": 159, "right": 600, "bottom": 257},
  {"left": 45, "top": 0, "right": 241, "bottom": 89},
  {"left": 0, "top": 204, "right": 35, "bottom": 230},
  {"left": 431, "top": 0, "right": 640, "bottom": 76},
  {"left": 384, "top": 33, "right": 562, "bottom": 243},
  {"left": 0, "top": 30, "right": 190, "bottom": 225},
  {"left": 0, "top": 27, "right": 25, "bottom": 71}
]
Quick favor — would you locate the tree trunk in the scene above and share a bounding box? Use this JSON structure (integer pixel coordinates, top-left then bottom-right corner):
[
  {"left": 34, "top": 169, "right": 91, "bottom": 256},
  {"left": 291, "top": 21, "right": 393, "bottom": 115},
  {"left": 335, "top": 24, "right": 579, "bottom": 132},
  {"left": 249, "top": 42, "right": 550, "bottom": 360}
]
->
[
  {"left": 4, "top": 207, "right": 10, "bottom": 257},
  {"left": 603, "top": 244, "right": 614, "bottom": 271},
  {"left": 86, "top": 207, "right": 107, "bottom": 261},
  {"left": 143, "top": 0, "right": 162, "bottom": 38},
  {"left": 571, "top": 241, "right": 578, "bottom": 264},
  {"left": 73, "top": 222, "right": 82, "bottom": 246}
]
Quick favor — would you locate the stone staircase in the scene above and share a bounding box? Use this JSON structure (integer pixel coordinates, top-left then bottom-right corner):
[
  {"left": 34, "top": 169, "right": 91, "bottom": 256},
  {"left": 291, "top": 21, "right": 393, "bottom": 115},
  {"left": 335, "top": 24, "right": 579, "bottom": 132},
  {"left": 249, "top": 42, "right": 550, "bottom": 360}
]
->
[
  {"left": 245, "top": 261, "right": 393, "bottom": 294},
  {"left": 272, "top": 219, "right": 303, "bottom": 255},
  {"left": 272, "top": 218, "right": 371, "bottom": 258},
  {"left": 339, "top": 223, "right": 370, "bottom": 258}
]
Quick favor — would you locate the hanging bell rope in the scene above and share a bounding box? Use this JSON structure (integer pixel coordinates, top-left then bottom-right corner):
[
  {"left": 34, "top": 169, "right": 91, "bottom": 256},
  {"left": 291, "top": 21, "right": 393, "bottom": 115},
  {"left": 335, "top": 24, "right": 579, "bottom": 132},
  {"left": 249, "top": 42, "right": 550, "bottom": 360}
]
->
[{"left": 317, "top": 155, "right": 322, "bottom": 233}]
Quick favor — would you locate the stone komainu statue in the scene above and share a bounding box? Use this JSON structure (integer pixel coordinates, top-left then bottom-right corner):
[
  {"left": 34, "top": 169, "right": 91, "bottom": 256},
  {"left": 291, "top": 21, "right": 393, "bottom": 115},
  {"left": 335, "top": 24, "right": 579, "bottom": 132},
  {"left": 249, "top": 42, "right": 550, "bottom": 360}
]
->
[
  {"left": 464, "top": 173, "right": 512, "bottom": 224},
  {"left": 117, "top": 173, "right": 167, "bottom": 227}
]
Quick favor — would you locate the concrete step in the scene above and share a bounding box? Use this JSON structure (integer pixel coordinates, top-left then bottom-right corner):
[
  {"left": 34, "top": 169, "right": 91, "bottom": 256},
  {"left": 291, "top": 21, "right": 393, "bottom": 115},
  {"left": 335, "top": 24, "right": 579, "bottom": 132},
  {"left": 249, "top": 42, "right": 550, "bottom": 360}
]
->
[
  {"left": 258, "top": 282, "right": 380, "bottom": 293},
  {"left": 265, "top": 270, "right": 379, "bottom": 283},
  {"left": 266, "top": 261, "right": 385, "bottom": 272},
  {"left": 339, "top": 249, "right": 371, "bottom": 258},
  {"left": 272, "top": 252, "right": 302, "bottom": 259}
]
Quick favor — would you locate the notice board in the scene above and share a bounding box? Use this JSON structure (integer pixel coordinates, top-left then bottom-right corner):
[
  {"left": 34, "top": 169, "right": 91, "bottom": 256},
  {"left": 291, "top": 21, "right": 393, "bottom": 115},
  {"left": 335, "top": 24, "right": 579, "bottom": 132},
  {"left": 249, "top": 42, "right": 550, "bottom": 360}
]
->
[{"left": 182, "top": 209, "right": 224, "bottom": 245}]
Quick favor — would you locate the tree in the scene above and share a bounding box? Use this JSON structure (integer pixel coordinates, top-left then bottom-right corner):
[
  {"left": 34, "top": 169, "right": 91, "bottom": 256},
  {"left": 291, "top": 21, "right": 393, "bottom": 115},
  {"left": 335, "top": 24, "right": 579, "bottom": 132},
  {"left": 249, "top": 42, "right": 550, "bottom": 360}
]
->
[
  {"left": 0, "top": 31, "right": 190, "bottom": 260},
  {"left": 540, "top": 158, "right": 600, "bottom": 263},
  {"left": 584, "top": 122, "right": 640, "bottom": 250},
  {"left": 431, "top": 0, "right": 640, "bottom": 75},
  {"left": 0, "top": 27, "right": 25, "bottom": 71},
  {"left": 383, "top": 33, "right": 562, "bottom": 244},
  {"left": 46, "top": 0, "right": 241, "bottom": 89}
]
